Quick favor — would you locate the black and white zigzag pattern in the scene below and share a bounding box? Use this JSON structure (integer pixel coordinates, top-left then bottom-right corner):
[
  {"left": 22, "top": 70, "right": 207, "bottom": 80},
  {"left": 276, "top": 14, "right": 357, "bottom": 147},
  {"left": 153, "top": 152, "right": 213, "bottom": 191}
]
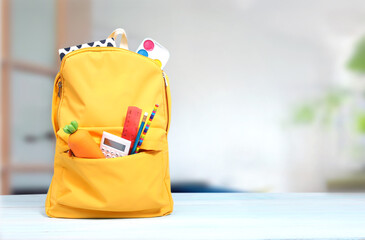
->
[{"left": 58, "top": 38, "right": 116, "bottom": 61}]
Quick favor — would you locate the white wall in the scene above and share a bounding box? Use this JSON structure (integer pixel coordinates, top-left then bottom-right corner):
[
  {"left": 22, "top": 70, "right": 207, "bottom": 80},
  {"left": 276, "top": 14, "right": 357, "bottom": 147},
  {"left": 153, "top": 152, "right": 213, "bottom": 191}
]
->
[{"left": 88, "top": 0, "right": 365, "bottom": 192}]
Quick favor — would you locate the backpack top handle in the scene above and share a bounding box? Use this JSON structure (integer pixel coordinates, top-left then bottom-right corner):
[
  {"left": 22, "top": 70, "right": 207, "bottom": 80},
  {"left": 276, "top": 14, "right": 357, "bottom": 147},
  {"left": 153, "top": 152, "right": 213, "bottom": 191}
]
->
[{"left": 108, "top": 28, "right": 129, "bottom": 50}]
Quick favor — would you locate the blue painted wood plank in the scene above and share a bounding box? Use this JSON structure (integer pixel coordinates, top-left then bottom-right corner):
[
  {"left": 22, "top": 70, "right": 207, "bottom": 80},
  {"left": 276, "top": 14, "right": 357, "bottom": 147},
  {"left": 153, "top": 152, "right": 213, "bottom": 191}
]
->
[{"left": 0, "top": 193, "right": 364, "bottom": 239}]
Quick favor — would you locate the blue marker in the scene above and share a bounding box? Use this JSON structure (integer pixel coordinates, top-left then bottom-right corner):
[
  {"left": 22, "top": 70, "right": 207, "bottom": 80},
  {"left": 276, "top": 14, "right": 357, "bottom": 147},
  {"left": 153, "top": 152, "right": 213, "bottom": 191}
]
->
[{"left": 131, "top": 112, "right": 148, "bottom": 154}]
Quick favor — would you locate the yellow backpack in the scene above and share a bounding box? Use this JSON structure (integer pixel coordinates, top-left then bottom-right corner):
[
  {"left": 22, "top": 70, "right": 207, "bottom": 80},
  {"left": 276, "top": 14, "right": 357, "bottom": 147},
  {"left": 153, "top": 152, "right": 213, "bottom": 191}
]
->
[{"left": 45, "top": 29, "right": 173, "bottom": 218}]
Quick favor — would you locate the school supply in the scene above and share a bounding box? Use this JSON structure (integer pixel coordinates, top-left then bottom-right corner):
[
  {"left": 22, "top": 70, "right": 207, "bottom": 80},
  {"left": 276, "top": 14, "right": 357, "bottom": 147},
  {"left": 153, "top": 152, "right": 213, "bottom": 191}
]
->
[
  {"left": 63, "top": 121, "right": 104, "bottom": 159},
  {"left": 136, "top": 38, "right": 170, "bottom": 69},
  {"left": 100, "top": 132, "right": 131, "bottom": 158},
  {"left": 46, "top": 28, "right": 173, "bottom": 219},
  {"left": 58, "top": 38, "right": 116, "bottom": 61},
  {"left": 130, "top": 112, "right": 148, "bottom": 154},
  {"left": 135, "top": 104, "right": 159, "bottom": 153},
  {"left": 121, "top": 106, "right": 142, "bottom": 153}
]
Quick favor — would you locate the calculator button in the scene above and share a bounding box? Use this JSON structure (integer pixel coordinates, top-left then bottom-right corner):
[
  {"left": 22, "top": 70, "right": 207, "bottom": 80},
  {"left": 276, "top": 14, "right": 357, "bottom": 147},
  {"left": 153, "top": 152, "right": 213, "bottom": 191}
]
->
[
  {"left": 106, "top": 154, "right": 111, "bottom": 158},
  {"left": 106, "top": 149, "right": 110, "bottom": 153},
  {"left": 115, "top": 153, "right": 119, "bottom": 157},
  {"left": 110, "top": 151, "right": 114, "bottom": 154},
  {"left": 101, "top": 147, "right": 105, "bottom": 151}
]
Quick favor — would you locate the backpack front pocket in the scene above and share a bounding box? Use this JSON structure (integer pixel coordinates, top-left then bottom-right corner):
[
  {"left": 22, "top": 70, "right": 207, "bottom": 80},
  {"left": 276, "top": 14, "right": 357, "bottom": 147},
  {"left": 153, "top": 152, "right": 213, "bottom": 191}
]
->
[{"left": 55, "top": 149, "right": 172, "bottom": 215}]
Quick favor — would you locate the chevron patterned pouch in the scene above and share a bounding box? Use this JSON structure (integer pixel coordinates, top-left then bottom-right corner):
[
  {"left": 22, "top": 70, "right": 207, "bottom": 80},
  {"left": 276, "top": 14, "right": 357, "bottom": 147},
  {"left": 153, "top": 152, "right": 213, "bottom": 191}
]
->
[{"left": 58, "top": 38, "right": 116, "bottom": 61}]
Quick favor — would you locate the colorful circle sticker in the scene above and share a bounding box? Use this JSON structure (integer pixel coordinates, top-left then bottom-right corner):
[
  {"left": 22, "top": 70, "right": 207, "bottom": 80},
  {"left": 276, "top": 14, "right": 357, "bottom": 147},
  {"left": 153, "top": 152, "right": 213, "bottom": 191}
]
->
[
  {"left": 143, "top": 40, "right": 155, "bottom": 51},
  {"left": 137, "top": 49, "right": 148, "bottom": 57},
  {"left": 153, "top": 59, "right": 162, "bottom": 68}
]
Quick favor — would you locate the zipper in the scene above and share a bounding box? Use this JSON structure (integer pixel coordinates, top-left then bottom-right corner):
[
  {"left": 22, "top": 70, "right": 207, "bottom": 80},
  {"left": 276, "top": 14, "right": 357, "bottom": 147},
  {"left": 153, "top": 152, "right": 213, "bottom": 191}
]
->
[
  {"left": 162, "top": 71, "right": 168, "bottom": 87},
  {"left": 57, "top": 81, "right": 62, "bottom": 97},
  {"left": 51, "top": 73, "right": 63, "bottom": 136},
  {"left": 56, "top": 77, "right": 64, "bottom": 133},
  {"left": 60, "top": 47, "right": 162, "bottom": 73},
  {"left": 162, "top": 71, "right": 171, "bottom": 133}
]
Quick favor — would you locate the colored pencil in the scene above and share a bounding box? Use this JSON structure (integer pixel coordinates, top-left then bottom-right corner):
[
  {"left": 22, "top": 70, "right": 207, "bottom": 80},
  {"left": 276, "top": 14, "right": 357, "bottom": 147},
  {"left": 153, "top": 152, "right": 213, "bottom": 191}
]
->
[
  {"left": 135, "top": 104, "right": 159, "bottom": 153},
  {"left": 130, "top": 112, "right": 148, "bottom": 154}
]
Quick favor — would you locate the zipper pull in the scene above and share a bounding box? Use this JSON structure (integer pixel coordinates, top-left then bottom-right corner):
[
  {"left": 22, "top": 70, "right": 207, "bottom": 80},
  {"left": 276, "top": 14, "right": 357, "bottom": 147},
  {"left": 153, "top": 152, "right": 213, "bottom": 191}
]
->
[
  {"left": 57, "top": 81, "right": 62, "bottom": 97},
  {"left": 162, "top": 72, "right": 168, "bottom": 87}
]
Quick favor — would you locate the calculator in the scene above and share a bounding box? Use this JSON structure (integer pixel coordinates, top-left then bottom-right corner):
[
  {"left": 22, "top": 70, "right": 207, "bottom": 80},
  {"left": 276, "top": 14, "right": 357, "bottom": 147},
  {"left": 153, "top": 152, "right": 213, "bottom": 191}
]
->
[{"left": 100, "top": 131, "right": 131, "bottom": 158}]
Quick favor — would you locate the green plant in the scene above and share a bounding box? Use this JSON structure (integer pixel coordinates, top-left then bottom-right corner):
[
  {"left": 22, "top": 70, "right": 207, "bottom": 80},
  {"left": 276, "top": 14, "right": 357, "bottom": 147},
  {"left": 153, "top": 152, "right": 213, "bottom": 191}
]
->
[
  {"left": 289, "top": 36, "right": 365, "bottom": 135},
  {"left": 348, "top": 37, "right": 365, "bottom": 73},
  {"left": 356, "top": 113, "right": 365, "bottom": 134},
  {"left": 290, "top": 90, "right": 347, "bottom": 126}
]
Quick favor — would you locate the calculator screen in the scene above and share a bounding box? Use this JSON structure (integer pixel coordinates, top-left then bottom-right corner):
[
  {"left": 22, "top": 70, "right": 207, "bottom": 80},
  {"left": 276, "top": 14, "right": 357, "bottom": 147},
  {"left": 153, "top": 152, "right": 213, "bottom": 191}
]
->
[{"left": 104, "top": 138, "right": 126, "bottom": 151}]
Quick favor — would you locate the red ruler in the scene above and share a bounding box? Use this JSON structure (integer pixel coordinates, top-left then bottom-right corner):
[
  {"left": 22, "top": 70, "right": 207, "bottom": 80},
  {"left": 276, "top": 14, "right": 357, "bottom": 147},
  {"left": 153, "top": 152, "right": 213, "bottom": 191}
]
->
[{"left": 122, "top": 106, "right": 142, "bottom": 153}]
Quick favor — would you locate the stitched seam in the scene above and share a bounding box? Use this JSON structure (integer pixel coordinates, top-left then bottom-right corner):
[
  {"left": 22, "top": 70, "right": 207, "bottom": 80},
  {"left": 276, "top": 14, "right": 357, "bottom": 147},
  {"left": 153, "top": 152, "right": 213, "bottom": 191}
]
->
[
  {"left": 161, "top": 75, "right": 168, "bottom": 132},
  {"left": 61, "top": 47, "right": 161, "bottom": 73},
  {"left": 162, "top": 150, "right": 173, "bottom": 212},
  {"left": 46, "top": 172, "right": 54, "bottom": 212},
  {"left": 49, "top": 73, "right": 62, "bottom": 212}
]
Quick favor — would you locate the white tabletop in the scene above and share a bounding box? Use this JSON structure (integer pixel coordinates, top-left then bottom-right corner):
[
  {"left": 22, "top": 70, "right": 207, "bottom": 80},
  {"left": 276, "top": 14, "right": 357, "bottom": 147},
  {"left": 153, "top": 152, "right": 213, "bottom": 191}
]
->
[{"left": 1, "top": 193, "right": 365, "bottom": 240}]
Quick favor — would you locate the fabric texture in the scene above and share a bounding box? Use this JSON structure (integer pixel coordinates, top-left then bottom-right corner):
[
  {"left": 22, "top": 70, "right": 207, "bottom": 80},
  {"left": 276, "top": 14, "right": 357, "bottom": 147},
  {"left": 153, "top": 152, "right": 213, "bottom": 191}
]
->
[{"left": 45, "top": 46, "right": 173, "bottom": 218}]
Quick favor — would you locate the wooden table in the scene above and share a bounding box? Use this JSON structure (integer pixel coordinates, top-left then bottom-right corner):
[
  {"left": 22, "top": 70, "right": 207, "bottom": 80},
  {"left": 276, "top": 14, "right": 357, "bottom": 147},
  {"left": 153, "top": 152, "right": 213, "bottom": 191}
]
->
[{"left": 1, "top": 193, "right": 365, "bottom": 239}]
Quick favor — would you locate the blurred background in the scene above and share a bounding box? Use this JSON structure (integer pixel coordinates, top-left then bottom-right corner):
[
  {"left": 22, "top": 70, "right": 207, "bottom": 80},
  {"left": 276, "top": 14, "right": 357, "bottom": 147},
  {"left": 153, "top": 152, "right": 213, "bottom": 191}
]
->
[{"left": 2, "top": 0, "right": 365, "bottom": 194}]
